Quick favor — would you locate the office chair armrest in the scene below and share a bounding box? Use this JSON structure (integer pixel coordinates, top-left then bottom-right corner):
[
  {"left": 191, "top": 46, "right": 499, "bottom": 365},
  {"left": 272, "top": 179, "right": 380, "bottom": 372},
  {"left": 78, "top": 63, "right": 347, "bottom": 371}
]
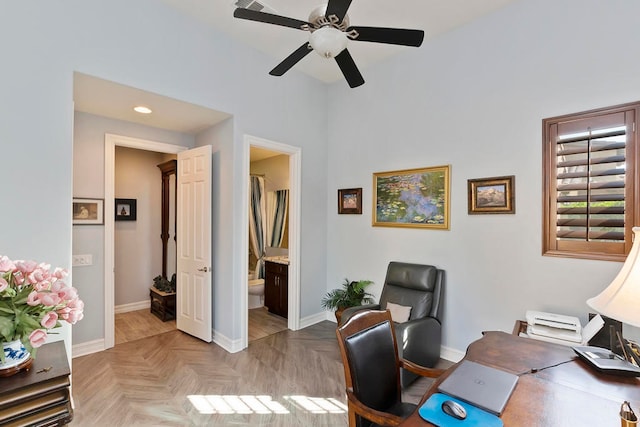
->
[
  {"left": 340, "top": 304, "right": 381, "bottom": 325},
  {"left": 395, "top": 316, "right": 442, "bottom": 367},
  {"left": 399, "top": 358, "right": 445, "bottom": 378},
  {"left": 346, "top": 388, "right": 403, "bottom": 426}
]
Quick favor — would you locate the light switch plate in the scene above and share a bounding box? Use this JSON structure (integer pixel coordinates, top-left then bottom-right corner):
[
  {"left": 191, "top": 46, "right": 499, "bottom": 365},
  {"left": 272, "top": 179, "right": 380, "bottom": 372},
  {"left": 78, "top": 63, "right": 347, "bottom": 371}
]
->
[{"left": 72, "top": 254, "right": 92, "bottom": 267}]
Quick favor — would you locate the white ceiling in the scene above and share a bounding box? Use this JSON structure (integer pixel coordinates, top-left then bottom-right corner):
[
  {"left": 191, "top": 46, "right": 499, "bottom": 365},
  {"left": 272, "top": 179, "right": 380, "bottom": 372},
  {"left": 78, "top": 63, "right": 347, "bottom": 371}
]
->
[
  {"left": 73, "top": 1, "right": 515, "bottom": 139},
  {"left": 160, "top": 0, "right": 515, "bottom": 83}
]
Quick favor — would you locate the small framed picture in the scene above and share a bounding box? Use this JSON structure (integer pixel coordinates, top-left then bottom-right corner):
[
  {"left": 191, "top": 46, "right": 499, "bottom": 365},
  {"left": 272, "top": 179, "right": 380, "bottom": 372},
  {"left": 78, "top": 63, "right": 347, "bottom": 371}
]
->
[
  {"left": 338, "top": 188, "right": 362, "bottom": 214},
  {"left": 73, "top": 198, "right": 104, "bottom": 225},
  {"left": 468, "top": 175, "right": 515, "bottom": 214},
  {"left": 115, "top": 198, "right": 137, "bottom": 221}
]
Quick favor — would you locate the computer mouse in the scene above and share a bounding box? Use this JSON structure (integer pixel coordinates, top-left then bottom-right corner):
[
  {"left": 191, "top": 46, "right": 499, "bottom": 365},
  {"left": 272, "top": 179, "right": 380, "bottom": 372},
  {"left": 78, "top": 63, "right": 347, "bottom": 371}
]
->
[{"left": 441, "top": 399, "right": 467, "bottom": 420}]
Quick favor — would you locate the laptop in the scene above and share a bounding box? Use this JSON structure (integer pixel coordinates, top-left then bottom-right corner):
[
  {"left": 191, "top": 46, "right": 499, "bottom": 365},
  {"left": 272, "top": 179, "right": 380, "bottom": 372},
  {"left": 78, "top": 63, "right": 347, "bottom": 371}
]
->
[{"left": 437, "top": 360, "right": 519, "bottom": 416}]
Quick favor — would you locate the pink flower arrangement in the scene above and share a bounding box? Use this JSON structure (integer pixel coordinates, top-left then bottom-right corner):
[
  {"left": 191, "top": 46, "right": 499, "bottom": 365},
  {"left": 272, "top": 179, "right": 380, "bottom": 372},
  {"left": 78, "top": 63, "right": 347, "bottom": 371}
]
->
[{"left": 0, "top": 255, "right": 84, "bottom": 362}]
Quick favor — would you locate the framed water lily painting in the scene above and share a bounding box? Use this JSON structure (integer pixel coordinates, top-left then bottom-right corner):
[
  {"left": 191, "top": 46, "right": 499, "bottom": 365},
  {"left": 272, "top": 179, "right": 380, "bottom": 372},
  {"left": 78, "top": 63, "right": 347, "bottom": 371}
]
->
[
  {"left": 73, "top": 198, "right": 104, "bottom": 225},
  {"left": 373, "top": 165, "right": 450, "bottom": 229}
]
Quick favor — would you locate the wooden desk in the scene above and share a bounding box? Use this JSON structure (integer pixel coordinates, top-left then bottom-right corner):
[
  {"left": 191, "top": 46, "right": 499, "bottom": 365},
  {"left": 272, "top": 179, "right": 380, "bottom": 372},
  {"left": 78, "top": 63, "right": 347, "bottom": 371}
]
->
[
  {"left": 400, "top": 331, "right": 640, "bottom": 426},
  {"left": 0, "top": 341, "right": 72, "bottom": 426}
]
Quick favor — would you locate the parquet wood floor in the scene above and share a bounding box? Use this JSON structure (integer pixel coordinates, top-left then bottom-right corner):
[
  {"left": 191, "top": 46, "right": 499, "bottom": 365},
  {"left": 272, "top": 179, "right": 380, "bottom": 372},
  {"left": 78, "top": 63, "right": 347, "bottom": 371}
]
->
[
  {"left": 75, "top": 318, "right": 449, "bottom": 426},
  {"left": 116, "top": 307, "right": 287, "bottom": 345}
]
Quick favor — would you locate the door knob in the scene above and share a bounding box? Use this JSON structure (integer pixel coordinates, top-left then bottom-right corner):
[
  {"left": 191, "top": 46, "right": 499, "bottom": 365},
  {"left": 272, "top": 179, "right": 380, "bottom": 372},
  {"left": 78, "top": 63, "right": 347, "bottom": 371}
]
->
[{"left": 197, "top": 267, "right": 209, "bottom": 272}]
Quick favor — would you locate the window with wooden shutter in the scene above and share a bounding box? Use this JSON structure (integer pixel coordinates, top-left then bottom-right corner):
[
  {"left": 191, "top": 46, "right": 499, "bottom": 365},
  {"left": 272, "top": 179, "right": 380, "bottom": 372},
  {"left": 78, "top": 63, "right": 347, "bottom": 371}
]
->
[{"left": 543, "top": 102, "right": 639, "bottom": 261}]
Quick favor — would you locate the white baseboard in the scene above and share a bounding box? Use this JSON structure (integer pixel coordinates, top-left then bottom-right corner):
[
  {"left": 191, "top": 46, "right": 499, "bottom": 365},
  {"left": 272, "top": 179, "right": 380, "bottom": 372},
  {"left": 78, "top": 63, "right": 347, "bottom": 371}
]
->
[
  {"left": 299, "top": 311, "right": 329, "bottom": 329},
  {"left": 213, "top": 329, "right": 243, "bottom": 353},
  {"left": 72, "top": 338, "right": 105, "bottom": 358},
  {"left": 115, "top": 300, "right": 150, "bottom": 314},
  {"left": 440, "top": 345, "right": 464, "bottom": 363}
]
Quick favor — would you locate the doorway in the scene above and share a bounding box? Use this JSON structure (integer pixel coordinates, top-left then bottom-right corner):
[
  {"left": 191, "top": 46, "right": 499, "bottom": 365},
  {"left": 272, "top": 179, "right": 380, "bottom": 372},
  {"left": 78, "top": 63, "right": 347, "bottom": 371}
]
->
[
  {"left": 104, "top": 134, "right": 188, "bottom": 349},
  {"left": 241, "top": 134, "right": 301, "bottom": 349}
]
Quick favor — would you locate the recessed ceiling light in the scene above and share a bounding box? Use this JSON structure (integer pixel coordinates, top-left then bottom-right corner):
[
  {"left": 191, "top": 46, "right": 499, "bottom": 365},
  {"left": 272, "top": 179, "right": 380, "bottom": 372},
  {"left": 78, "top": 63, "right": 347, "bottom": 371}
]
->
[{"left": 133, "top": 106, "right": 152, "bottom": 114}]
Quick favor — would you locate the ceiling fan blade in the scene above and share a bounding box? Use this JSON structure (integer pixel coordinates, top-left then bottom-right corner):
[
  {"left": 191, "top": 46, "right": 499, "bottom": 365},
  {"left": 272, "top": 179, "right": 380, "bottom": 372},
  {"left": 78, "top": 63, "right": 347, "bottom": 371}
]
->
[
  {"left": 334, "top": 49, "right": 364, "bottom": 88},
  {"left": 348, "top": 26, "right": 425, "bottom": 47},
  {"left": 233, "top": 8, "right": 311, "bottom": 30},
  {"left": 325, "top": 0, "right": 353, "bottom": 23},
  {"left": 269, "top": 43, "right": 313, "bottom": 76}
]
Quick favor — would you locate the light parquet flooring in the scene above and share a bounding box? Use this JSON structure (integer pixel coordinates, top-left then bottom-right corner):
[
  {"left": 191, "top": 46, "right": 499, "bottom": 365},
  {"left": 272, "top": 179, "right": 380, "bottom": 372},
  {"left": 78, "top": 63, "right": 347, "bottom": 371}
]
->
[
  {"left": 115, "top": 309, "right": 177, "bottom": 345},
  {"left": 116, "top": 307, "right": 288, "bottom": 345},
  {"left": 248, "top": 307, "right": 288, "bottom": 341},
  {"left": 77, "top": 317, "right": 448, "bottom": 426}
]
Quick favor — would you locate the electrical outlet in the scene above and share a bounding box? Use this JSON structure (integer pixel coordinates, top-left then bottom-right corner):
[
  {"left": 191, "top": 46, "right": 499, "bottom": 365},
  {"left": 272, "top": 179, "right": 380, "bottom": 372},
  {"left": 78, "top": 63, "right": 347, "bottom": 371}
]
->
[{"left": 72, "top": 254, "right": 92, "bottom": 267}]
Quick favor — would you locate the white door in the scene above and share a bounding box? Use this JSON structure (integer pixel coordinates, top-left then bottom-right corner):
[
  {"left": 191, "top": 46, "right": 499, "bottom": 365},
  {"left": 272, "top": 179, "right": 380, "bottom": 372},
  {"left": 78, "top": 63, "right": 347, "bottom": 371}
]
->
[{"left": 177, "top": 145, "right": 212, "bottom": 342}]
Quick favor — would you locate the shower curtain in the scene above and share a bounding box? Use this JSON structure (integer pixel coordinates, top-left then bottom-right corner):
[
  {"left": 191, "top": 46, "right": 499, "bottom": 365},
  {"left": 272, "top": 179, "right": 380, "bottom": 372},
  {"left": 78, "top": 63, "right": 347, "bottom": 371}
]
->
[
  {"left": 249, "top": 176, "right": 267, "bottom": 279},
  {"left": 267, "top": 189, "right": 289, "bottom": 248}
]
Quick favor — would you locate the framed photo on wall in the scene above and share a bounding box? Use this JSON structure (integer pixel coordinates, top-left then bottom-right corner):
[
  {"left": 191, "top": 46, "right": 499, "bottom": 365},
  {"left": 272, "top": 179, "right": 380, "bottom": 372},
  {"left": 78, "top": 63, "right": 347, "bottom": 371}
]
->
[
  {"left": 73, "top": 198, "right": 104, "bottom": 225},
  {"left": 115, "top": 198, "right": 137, "bottom": 221},
  {"left": 338, "top": 188, "right": 362, "bottom": 214},
  {"left": 373, "top": 165, "right": 450, "bottom": 229},
  {"left": 467, "top": 175, "right": 515, "bottom": 214}
]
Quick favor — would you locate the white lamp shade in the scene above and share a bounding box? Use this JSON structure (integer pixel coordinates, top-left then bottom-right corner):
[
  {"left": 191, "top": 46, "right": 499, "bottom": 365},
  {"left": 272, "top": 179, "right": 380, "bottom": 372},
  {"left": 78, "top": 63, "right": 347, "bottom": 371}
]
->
[
  {"left": 587, "top": 226, "right": 640, "bottom": 328},
  {"left": 309, "top": 27, "right": 348, "bottom": 58}
]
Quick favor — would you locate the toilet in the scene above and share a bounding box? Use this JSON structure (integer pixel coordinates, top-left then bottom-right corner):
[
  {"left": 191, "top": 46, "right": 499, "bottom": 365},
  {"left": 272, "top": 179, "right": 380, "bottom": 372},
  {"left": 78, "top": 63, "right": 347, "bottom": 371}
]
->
[{"left": 248, "top": 278, "right": 265, "bottom": 309}]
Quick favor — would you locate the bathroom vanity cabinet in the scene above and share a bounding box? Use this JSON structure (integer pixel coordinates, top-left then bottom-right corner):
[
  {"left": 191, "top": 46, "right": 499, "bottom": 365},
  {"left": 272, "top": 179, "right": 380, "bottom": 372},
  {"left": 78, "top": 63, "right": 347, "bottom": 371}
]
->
[{"left": 265, "top": 261, "right": 288, "bottom": 319}]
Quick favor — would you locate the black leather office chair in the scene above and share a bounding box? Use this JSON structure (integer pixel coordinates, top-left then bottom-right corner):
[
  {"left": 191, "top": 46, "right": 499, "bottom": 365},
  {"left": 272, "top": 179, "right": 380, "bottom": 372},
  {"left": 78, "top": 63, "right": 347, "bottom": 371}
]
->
[
  {"left": 336, "top": 309, "right": 444, "bottom": 427},
  {"left": 341, "top": 262, "right": 444, "bottom": 387}
]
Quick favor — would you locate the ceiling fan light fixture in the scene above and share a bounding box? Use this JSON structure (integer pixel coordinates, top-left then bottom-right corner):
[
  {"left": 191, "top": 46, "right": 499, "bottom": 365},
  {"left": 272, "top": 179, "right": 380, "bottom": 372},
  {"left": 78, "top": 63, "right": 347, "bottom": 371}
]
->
[{"left": 309, "top": 26, "right": 347, "bottom": 58}]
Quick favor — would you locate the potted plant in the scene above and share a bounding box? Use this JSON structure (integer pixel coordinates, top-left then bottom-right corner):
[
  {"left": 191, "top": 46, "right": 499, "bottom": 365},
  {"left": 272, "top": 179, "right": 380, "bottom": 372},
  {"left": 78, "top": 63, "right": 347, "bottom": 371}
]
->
[
  {"left": 0, "top": 255, "right": 84, "bottom": 375},
  {"left": 321, "top": 278, "right": 374, "bottom": 324}
]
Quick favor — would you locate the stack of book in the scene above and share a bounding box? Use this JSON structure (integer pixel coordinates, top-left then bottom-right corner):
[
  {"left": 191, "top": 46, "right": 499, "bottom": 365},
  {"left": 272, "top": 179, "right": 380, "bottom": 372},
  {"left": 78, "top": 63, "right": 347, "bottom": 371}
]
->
[{"left": 0, "top": 341, "right": 72, "bottom": 426}]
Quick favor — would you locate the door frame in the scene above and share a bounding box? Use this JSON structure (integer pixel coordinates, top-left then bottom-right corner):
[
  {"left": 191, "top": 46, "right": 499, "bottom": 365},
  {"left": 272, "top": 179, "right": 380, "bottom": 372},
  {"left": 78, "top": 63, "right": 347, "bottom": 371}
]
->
[
  {"left": 240, "top": 134, "right": 301, "bottom": 349},
  {"left": 104, "top": 134, "right": 187, "bottom": 349}
]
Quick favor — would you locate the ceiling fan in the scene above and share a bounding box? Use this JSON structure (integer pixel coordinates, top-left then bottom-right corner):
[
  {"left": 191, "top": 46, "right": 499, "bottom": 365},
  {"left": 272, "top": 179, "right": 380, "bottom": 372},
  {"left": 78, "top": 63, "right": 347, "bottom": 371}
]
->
[{"left": 233, "top": 0, "right": 425, "bottom": 88}]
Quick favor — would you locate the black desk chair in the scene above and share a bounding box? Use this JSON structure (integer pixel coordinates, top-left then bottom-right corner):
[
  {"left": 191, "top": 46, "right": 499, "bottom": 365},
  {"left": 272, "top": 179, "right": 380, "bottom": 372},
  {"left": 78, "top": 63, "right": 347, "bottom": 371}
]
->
[
  {"left": 341, "top": 262, "right": 444, "bottom": 387},
  {"left": 336, "top": 309, "right": 444, "bottom": 427}
]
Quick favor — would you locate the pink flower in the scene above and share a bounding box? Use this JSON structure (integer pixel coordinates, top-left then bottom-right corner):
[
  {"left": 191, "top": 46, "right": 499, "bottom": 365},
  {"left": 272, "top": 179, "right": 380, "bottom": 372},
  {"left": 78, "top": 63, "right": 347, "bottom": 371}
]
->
[
  {"left": 57, "top": 286, "right": 77, "bottom": 301},
  {"left": 56, "top": 307, "right": 71, "bottom": 320},
  {"left": 33, "top": 280, "right": 51, "bottom": 292},
  {"left": 0, "top": 278, "right": 7, "bottom": 292},
  {"left": 67, "top": 310, "right": 84, "bottom": 324},
  {"left": 27, "top": 264, "right": 51, "bottom": 284},
  {"left": 39, "top": 292, "right": 61, "bottom": 307},
  {"left": 15, "top": 260, "right": 37, "bottom": 275},
  {"left": 12, "top": 271, "right": 24, "bottom": 285},
  {"left": 27, "top": 291, "right": 41, "bottom": 306},
  {"left": 52, "top": 268, "right": 67, "bottom": 280},
  {"left": 0, "top": 256, "right": 15, "bottom": 272},
  {"left": 40, "top": 312, "right": 58, "bottom": 329},
  {"left": 28, "top": 329, "right": 47, "bottom": 348}
]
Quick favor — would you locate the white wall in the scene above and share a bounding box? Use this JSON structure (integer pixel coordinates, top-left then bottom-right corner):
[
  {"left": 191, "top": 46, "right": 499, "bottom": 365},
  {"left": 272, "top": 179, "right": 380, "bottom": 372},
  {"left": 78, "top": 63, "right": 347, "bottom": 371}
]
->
[
  {"left": 114, "top": 147, "right": 165, "bottom": 306},
  {"left": 326, "top": 0, "right": 640, "bottom": 355},
  {"left": 0, "top": 0, "right": 328, "bottom": 352}
]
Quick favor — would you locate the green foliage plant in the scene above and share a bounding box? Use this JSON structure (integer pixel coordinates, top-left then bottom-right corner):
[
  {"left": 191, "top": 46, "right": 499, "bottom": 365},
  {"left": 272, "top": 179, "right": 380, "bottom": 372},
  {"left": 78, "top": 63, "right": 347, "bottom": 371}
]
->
[{"left": 321, "top": 279, "right": 374, "bottom": 311}]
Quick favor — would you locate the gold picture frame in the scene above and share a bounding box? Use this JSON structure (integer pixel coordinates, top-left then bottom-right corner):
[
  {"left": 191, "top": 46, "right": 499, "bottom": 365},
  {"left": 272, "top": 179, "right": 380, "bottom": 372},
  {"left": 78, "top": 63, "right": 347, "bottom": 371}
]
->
[
  {"left": 468, "top": 175, "right": 515, "bottom": 214},
  {"left": 373, "top": 165, "right": 450, "bottom": 229}
]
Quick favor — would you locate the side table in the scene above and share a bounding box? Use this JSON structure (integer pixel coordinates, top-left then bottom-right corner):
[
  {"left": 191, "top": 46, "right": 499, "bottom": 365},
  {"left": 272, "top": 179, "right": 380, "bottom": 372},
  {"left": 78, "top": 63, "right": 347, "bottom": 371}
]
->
[
  {"left": 150, "top": 287, "right": 176, "bottom": 321},
  {"left": 0, "top": 340, "right": 72, "bottom": 426}
]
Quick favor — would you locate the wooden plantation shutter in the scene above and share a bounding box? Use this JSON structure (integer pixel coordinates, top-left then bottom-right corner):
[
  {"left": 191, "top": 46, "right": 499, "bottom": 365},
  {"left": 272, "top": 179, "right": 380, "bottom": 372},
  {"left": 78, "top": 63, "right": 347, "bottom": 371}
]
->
[{"left": 543, "top": 102, "right": 639, "bottom": 261}]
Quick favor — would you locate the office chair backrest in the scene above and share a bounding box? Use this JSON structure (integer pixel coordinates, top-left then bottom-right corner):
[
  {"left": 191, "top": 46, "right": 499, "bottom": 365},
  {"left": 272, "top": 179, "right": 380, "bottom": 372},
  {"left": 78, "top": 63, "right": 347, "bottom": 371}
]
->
[
  {"left": 337, "top": 310, "right": 402, "bottom": 427},
  {"left": 380, "top": 261, "right": 444, "bottom": 321}
]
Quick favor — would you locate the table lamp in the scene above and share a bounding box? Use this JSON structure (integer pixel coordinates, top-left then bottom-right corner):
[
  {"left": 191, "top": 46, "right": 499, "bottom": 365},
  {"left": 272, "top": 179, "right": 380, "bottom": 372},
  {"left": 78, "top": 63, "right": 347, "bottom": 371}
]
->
[{"left": 588, "top": 226, "right": 640, "bottom": 363}]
